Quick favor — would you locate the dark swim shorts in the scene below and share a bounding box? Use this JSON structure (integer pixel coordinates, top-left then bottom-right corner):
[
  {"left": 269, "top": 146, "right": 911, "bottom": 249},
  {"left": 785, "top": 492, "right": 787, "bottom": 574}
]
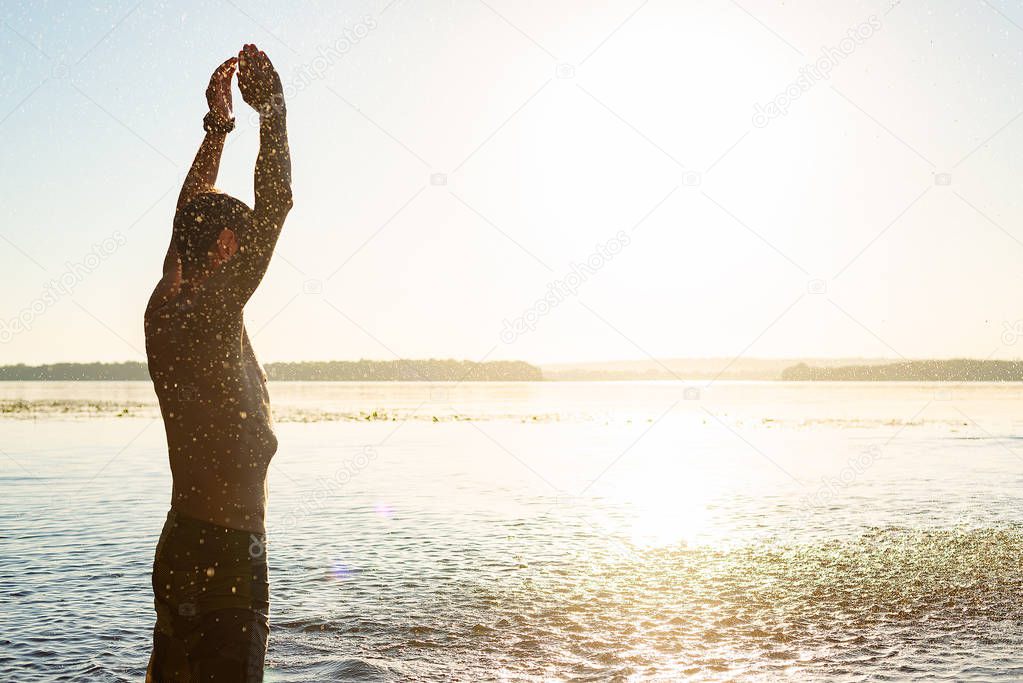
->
[{"left": 146, "top": 510, "right": 269, "bottom": 682}]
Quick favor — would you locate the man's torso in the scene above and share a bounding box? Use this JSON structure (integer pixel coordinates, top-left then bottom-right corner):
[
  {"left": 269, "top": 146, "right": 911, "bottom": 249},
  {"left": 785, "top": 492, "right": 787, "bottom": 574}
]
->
[{"left": 145, "top": 273, "right": 278, "bottom": 533}]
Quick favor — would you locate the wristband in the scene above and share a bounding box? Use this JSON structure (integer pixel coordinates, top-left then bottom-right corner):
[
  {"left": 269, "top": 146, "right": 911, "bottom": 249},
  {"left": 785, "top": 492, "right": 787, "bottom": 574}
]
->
[{"left": 203, "top": 110, "right": 236, "bottom": 135}]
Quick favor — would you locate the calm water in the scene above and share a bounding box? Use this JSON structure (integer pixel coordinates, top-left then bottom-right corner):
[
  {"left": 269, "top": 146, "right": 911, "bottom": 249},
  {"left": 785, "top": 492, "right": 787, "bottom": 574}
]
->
[{"left": 2, "top": 381, "right": 1022, "bottom": 681}]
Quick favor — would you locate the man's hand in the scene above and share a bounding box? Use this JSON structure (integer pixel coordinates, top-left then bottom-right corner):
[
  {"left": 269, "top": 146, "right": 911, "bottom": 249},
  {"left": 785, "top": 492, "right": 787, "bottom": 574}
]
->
[
  {"left": 177, "top": 57, "right": 236, "bottom": 214},
  {"left": 206, "top": 57, "right": 237, "bottom": 120},
  {"left": 238, "top": 44, "right": 284, "bottom": 116}
]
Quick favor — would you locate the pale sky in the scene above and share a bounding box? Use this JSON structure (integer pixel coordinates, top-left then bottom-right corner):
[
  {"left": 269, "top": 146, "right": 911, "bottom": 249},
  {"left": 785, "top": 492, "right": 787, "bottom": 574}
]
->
[{"left": 3, "top": 0, "right": 1023, "bottom": 365}]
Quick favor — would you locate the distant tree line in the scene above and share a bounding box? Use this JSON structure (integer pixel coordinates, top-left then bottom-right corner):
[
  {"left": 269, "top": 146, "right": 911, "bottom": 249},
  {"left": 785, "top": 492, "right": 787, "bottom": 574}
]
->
[
  {"left": 264, "top": 359, "right": 542, "bottom": 381},
  {"left": 0, "top": 359, "right": 543, "bottom": 381},
  {"left": 781, "top": 360, "right": 1023, "bottom": 381},
  {"left": 0, "top": 362, "right": 149, "bottom": 381}
]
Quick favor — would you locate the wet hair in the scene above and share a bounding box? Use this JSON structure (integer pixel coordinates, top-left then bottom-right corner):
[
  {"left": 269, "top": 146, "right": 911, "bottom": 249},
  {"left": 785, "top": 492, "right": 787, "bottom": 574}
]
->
[{"left": 173, "top": 192, "right": 253, "bottom": 271}]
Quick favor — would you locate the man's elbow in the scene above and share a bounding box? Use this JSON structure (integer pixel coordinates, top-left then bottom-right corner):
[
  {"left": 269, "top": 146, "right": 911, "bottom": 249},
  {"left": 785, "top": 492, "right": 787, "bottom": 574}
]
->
[
  {"left": 276, "top": 190, "right": 294, "bottom": 220},
  {"left": 255, "top": 184, "right": 294, "bottom": 216}
]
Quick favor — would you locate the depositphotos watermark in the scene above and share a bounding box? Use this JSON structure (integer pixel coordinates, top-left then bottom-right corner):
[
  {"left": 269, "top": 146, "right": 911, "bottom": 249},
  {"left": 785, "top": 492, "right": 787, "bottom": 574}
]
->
[
  {"left": 752, "top": 15, "right": 882, "bottom": 128},
  {"left": 247, "top": 16, "right": 378, "bottom": 125},
  {"left": 500, "top": 231, "right": 631, "bottom": 344},
  {"left": 249, "top": 446, "right": 378, "bottom": 558},
  {"left": 0, "top": 231, "right": 127, "bottom": 343},
  {"left": 1001, "top": 320, "right": 1023, "bottom": 345},
  {"left": 797, "top": 445, "right": 881, "bottom": 519}
]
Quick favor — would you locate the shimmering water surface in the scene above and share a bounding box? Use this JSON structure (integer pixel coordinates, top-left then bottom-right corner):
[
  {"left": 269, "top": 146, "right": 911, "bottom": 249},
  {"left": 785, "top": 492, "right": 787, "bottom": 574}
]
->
[{"left": 2, "top": 381, "right": 1022, "bottom": 681}]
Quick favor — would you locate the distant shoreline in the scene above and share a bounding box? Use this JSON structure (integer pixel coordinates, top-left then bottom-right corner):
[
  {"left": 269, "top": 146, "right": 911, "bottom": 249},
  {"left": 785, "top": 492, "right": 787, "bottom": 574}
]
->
[
  {"left": 3, "top": 359, "right": 1023, "bottom": 382},
  {"left": 0, "top": 360, "right": 542, "bottom": 382},
  {"left": 780, "top": 360, "right": 1023, "bottom": 382},
  {"left": 547, "top": 358, "right": 1023, "bottom": 381}
]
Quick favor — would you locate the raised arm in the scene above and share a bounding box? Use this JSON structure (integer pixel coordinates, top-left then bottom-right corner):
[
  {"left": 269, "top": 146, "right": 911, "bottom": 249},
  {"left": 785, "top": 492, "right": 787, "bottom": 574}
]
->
[
  {"left": 233, "top": 44, "right": 293, "bottom": 291},
  {"left": 162, "top": 57, "right": 238, "bottom": 275}
]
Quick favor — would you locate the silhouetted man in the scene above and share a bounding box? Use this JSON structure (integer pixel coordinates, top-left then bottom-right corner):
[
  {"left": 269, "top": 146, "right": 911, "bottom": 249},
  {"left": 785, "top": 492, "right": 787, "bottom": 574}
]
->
[{"left": 144, "top": 44, "right": 292, "bottom": 681}]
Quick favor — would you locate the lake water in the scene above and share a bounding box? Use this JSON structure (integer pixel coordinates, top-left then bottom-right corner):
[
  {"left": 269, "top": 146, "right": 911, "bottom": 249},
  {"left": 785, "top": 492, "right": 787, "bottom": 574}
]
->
[{"left": 2, "top": 381, "right": 1022, "bottom": 681}]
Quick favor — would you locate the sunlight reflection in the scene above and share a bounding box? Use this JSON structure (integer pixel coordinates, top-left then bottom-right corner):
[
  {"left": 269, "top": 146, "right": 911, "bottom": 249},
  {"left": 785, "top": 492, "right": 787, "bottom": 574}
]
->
[
  {"left": 330, "top": 560, "right": 355, "bottom": 580},
  {"left": 627, "top": 496, "right": 711, "bottom": 548},
  {"left": 612, "top": 462, "right": 722, "bottom": 549}
]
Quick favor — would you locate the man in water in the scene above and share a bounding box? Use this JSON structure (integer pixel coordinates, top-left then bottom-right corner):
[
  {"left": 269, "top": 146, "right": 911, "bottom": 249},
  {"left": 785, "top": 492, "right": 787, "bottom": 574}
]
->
[{"left": 144, "top": 44, "right": 292, "bottom": 681}]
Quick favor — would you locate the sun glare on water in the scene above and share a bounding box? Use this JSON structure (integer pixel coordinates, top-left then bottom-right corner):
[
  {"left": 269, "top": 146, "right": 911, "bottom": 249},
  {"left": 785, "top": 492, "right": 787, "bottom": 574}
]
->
[
  {"left": 610, "top": 464, "right": 723, "bottom": 549},
  {"left": 627, "top": 495, "right": 713, "bottom": 549}
]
